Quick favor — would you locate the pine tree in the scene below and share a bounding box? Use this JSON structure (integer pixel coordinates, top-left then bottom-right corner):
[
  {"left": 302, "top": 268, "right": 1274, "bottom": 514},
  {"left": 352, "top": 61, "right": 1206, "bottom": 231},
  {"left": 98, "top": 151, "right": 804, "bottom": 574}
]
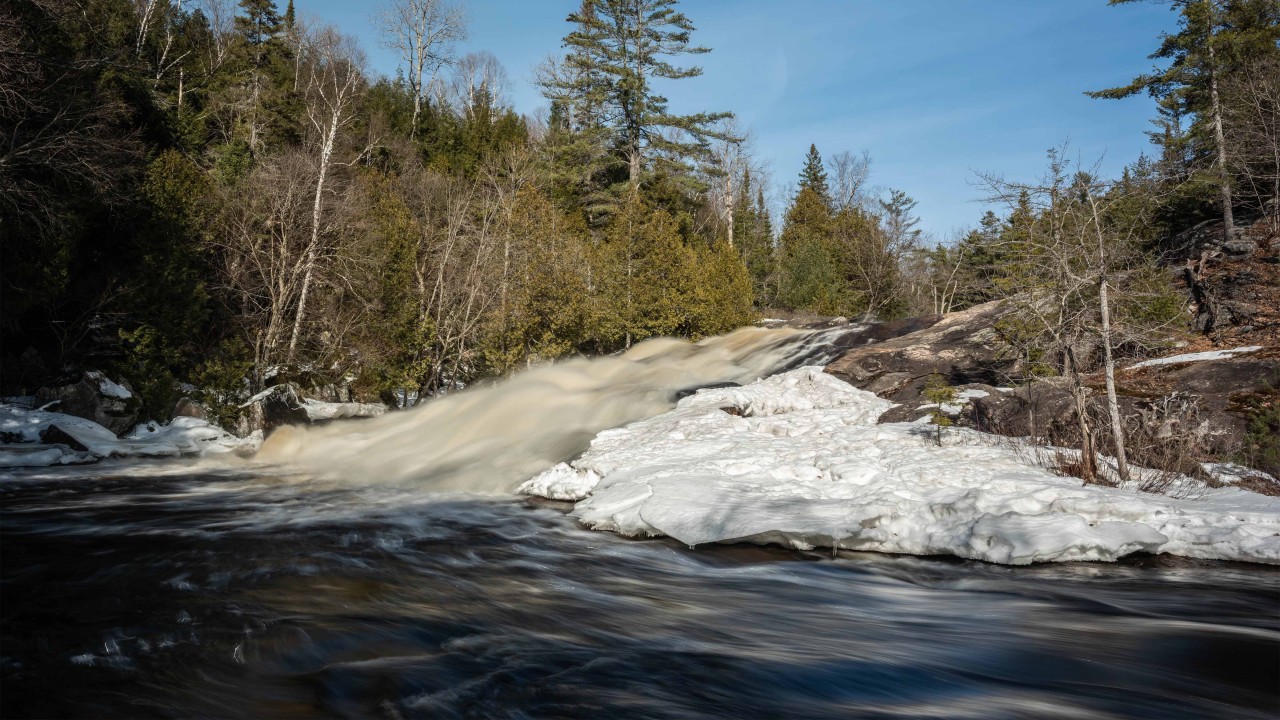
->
[
  {"left": 541, "top": 0, "right": 736, "bottom": 196},
  {"left": 1089, "top": 0, "right": 1280, "bottom": 237}
]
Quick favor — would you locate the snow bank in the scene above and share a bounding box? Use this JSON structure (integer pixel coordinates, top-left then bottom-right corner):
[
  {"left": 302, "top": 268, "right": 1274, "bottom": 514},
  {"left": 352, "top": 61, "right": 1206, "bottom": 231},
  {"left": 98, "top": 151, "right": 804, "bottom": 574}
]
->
[
  {"left": 1128, "top": 346, "right": 1262, "bottom": 370},
  {"left": 122, "top": 417, "right": 261, "bottom": 456},
  {"left": 0, "top": 404, "right": 257, "bottom": 468},
  {"left": 520, "top": 367, "right": 1280, "bottom": 565}
]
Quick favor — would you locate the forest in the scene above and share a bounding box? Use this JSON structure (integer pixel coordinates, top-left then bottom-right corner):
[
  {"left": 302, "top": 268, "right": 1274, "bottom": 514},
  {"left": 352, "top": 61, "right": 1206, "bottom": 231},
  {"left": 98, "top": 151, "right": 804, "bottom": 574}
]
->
[{"left": 2, "top": 0, "right": 1278, "bottom": 444}]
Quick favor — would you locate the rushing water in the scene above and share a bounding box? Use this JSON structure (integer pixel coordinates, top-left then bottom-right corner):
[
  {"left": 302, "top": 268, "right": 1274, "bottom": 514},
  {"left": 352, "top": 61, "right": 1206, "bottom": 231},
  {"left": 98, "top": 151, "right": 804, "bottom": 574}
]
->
[
  {"left": 2, "top": 464, "right": 1277, "bottom": 719},
  {"left": 4, "top": 331, "right": 1279, "bottom": 718},
  {"left": 255, "top": 327, "right": 837, "bottom": 493}
]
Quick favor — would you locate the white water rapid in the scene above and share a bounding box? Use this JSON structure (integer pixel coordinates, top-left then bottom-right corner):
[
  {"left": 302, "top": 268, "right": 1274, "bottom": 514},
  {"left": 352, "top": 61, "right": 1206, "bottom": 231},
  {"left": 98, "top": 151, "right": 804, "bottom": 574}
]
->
[{"left": 257, "top": 327, "right": 839, "bottom": 492}]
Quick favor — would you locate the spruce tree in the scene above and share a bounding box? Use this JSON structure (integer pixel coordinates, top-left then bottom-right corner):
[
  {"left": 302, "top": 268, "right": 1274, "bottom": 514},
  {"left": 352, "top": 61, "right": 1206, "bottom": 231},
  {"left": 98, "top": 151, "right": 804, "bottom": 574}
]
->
[
  {"left": 231, "top": 0, "right": 297, "bottom": 152},
  {"left": 734, "top": 169, "right": 774, "bottom": 303},
  {"left": 798, "top": 144, "right": 831, "bottom": 205},
  {"left": 236, "top": 0, "right": 282, "bottom": 57},
  {"left": 879, "top": 188, "right": 922, "bottom": 247}
]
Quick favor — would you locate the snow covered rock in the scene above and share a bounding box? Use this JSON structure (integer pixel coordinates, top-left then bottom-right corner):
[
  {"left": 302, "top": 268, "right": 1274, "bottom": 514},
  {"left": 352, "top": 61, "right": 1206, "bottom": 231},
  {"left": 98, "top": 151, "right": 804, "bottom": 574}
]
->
[
  {"left": 519, "top": 367, "right": 1280, "bottom": 565},
  {"left": 0, "top": 403, "right": 257, "bottom": 468},
  {"left": 33, "top": 370, "right": 141, "bottom": 434},
  {"left": 1127, "top": 345, "right": 1262, "bottom": 370},
  {"left": 238, "top": 384, "right": 387, "bottom": 436}
]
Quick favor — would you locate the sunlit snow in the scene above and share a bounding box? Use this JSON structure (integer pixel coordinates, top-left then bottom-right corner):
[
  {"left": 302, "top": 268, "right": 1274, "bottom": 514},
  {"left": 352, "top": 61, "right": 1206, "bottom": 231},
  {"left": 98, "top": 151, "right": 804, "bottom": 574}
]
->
[
  {"left": 520, "top": 367, "right": 1280, "bottom": 565},
  {"left": 1127, "top": 346, "right": 1262, "bottom": 370}
]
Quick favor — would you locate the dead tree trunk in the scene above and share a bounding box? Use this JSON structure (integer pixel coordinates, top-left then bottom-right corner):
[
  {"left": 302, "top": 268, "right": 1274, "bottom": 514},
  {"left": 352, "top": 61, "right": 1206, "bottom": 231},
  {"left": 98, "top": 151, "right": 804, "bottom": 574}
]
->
[
  {"left": 1087, "top": 191, "right": 1130, "bottom": 482},
  {"left": 1065, "top": 346, "right": 1097, "bottom": 484}
]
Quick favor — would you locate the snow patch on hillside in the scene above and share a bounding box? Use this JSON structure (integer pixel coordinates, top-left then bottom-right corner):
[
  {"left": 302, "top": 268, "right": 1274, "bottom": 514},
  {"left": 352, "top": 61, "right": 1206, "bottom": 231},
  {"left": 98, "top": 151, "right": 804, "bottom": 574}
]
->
[
  {"left": 520, "top": 367, "right": 1280, "bottom": 565},
  {"left": 1128, "top": 346, "right": 1262, "bottom": 370}
]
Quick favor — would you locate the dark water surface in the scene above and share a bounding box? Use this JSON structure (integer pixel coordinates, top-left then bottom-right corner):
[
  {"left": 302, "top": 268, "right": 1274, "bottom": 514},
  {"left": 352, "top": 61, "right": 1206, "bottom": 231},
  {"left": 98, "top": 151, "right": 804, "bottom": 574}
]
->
[{"left": 2, "top": 463, "right": 1278, "bottom": 719}]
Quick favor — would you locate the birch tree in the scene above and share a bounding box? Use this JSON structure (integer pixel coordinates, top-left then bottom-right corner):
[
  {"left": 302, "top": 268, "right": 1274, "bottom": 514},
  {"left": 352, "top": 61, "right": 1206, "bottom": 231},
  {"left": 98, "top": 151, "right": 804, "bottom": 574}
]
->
[
  {"left": 375, "top": 0, "right": 466, "bottom": 137},
  {"left": 705, "top": 119, "right": 749, "bottom": 247},
  {"left": 213, "top": 150, "right": 313, "bottom": 379},
  {"left": 287, "top": 27, "right": 366, "bottom": 361},
  {"left": 448, "top": 50, "right": 507, "bottom": 118}
]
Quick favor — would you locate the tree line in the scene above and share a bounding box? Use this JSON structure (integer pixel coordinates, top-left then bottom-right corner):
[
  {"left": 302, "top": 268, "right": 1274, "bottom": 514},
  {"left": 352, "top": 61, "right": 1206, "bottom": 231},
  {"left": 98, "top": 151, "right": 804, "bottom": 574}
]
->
[{"left": 1, "top": 0, "right": 1276, "bottom": 441}]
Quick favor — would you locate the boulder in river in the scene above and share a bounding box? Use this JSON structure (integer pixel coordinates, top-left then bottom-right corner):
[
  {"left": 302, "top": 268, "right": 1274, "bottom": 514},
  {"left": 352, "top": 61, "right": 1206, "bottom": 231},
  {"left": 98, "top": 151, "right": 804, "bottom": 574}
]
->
[
  {"left": 238, "top": 383, "right": 388, "bottom": 436},
  {"left": 34, "top": 370, "right": 140, "bottom": 435}
]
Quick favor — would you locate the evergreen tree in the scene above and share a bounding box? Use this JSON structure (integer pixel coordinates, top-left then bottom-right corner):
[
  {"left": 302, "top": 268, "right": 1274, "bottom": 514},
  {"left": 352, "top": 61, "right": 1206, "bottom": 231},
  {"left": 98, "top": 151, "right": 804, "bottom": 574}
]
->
[
  {"left": 236, "top": 0, "right": 282, "bottom": 48},
  {"left": 230, "top": 0, "right": 298, "bottom": 151},
  {"left": 879, "top": 188, "right": 921, "bottom": 247},
  {"left": 1089, "top": 0, "right": 1280, "bottom": 233},
  {"left": 541, "top": 0, "right": 735, "bottom": 197},
  {"left": 690, "top": 238, "right": 756, "bottom": 335},
  {"left": 733, "top": 169, "right": 774, "bottom": 302},
  {"left": 364, "top": 180, "right": 429, "bottom": 404},
  {"left": 798, "top": 144, "right": 831, "bottom": 205},
  {"left": 953, "top": 210, "right": 1009, "bottom": 306},
  {"left": 596, "top": 193, "right": 698, "bottom": 347},
  {"left": 777, "top": 184, "right": 838, "bottom": 312}
]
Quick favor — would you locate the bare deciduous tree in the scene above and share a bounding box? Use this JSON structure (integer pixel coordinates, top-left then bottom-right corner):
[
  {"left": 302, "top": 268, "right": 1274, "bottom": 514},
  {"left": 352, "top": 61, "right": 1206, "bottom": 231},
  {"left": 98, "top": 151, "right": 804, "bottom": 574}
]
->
[
  {"left": 375, "top": 0, "right": 466, "bottom": 137},
  {"left": 213, "top": 151, "right": 314, "bottom": 378},
  {"left": 0, "top": 4, "right": 142, "bottom": 232},
  {"left": 977, "top": 148, "right": 1184, "bottom": 484},
  {"left": 197, "top": 0, "right": 236, "bottom": 80},
  {"left": 704, "top": 119, "right": 749, "bottom": 247},
  {"left": 448, "top": 50, "right": 507, "bottom": 118},
  {"left": 1223, "top": 52, "right": 1280, "bottom": 234},
  {"left": 287, "top": 28, "right": 367, "bottom": 362},
  {"left": 831, "top": 150, "right": 875, "bottom": 213}
]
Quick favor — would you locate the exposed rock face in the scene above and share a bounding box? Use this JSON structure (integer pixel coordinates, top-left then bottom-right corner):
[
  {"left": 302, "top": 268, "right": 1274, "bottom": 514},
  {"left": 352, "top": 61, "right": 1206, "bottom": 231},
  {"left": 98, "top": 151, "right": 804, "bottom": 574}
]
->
[
  {"left": 238, "top": 385, "right": 311, "bottom": 436},
  {"left": 824, "top": 302, "right": 1278, "bottom": 474},
  {"left": 1164, "top": 211, "right": 1276, "bottom": 263},
  {"left": 34, "top": 371, "right": 140, "bottom": 435},
  {"left": 824, "top": 301, "right": 1020, "bottom": 401},
  {"left": 1169, "top": 207, "right": 1278, "bottom": 342},
  {"left": 1106, "top": 351, "right": 1279, "bottom": 458},
  {"left": 1185, "top": 252, "right": 1280, "bottom": 345}
]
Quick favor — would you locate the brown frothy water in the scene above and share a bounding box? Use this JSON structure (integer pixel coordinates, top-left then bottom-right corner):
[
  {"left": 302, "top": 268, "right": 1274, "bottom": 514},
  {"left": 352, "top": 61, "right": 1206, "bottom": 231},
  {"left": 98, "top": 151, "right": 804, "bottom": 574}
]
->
[{"left": 257, "top": 327, "right": 823, "bottom": 492}]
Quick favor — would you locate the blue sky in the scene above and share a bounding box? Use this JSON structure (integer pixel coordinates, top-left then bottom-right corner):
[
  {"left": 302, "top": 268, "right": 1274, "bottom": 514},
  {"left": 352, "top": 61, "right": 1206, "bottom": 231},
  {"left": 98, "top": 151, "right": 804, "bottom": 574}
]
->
[{"left": 299, "top": 0, "right": 1176, "bottom": 238}]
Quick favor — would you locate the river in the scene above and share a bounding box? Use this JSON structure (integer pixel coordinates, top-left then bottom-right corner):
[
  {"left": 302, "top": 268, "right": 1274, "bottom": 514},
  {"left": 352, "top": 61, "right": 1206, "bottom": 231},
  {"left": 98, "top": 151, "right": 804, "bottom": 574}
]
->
[{"left": 2, "top": 463, "right": 1277, "bottom": 719}]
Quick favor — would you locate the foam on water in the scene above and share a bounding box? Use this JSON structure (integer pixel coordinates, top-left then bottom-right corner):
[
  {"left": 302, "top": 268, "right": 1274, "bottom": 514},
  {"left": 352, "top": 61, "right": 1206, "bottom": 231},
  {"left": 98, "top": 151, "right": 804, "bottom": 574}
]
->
[{"left": 256, "top": 327, "right": 838, "bottom": 492}]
